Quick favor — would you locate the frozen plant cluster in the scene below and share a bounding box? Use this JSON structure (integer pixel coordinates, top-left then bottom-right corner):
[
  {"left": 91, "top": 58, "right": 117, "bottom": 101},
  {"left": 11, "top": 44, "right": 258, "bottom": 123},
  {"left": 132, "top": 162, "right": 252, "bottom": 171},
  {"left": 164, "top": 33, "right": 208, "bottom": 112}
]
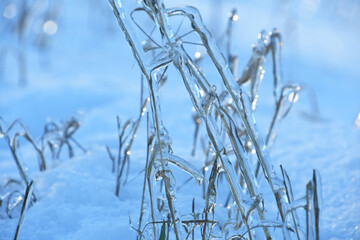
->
[
  {"left": 109, "top": 0, "right": 321, "bottom": 239},
  {"left": 2, "top": 0, "right": 359, "bottom": 239}
]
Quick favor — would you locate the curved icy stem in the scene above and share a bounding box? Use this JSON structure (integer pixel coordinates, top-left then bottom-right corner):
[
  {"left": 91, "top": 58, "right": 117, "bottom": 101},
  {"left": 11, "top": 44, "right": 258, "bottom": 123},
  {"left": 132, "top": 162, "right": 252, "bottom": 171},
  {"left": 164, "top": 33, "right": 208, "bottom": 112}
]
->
[{"left": 159, "top": 152, "right": 204, "bottom": 184}]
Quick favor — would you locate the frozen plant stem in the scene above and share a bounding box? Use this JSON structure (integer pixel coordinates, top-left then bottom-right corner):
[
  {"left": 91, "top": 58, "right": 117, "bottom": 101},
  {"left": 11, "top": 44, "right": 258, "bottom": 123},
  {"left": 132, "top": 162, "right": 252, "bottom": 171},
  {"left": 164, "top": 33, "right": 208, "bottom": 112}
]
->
[
  {"left": 138, "top": 113, "right": 153, "bottom": 238},
  {"left": 281, "top": 165, "right": 301, "bottom": 240},
  {"left": 109, "top": 2, "right": 183, "bottom": 239},
  {"left": 255, "top": 85, "right": 300, "bottom": 180},
  {"left": 113, "top": 96, "right": 150, "bottom": 195},
  {"left": 14, "top": 180, "right": 34, "bottom": 240},
  {"left": 149, "top": 80, "right": 181, "bottom": 240}
]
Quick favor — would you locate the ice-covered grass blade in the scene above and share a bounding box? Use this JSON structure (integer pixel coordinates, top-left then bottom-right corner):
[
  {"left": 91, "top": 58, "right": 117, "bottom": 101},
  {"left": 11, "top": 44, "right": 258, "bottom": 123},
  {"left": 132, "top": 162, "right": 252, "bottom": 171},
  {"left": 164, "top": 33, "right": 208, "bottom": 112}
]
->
[{"left": 13, "top": 180, "right": 34, "bottom": 240}]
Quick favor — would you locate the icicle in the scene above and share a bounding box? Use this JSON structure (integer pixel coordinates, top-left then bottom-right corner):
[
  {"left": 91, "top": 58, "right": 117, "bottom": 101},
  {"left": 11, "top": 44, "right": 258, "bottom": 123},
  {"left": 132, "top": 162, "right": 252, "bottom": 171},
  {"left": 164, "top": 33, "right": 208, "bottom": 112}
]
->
[
  {"left": 204, "top": 159, "right": 218, "bottom": 213},
  {"left": 268, "top": 28, "right": 283, "bottom": 101}
]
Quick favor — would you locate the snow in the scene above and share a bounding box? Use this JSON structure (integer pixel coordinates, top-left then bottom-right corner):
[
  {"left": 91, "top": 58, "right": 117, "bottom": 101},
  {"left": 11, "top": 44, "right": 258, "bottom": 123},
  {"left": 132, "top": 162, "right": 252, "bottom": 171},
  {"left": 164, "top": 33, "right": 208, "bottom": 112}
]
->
[{"left": 1, "top": 0, "right": 359, "bottom": 239}]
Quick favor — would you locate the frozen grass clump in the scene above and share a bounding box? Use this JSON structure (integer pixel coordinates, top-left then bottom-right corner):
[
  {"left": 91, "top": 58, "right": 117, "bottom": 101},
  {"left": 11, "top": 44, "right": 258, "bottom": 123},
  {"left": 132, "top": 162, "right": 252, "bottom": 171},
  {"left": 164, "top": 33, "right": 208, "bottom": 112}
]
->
[
  {"left": 109, "top": 0, "right": 321, "bottom": 239},
  {"left": 106, "top": 80, "right": 152, "bottom": 196},
  {"left": 0, "top": 115, "right": 85, "bottom": 238},
  {"left": 41, "top": 116, "right": 86, "bottom": 161}
]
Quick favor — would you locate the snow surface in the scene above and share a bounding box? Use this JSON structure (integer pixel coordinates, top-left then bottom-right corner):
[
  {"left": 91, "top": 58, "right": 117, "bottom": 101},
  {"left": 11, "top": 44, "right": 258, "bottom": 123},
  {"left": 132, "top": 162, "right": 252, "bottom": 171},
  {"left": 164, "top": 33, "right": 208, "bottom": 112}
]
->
[{"left": 1, "top": 0, "right": 359, "bottom": 239}]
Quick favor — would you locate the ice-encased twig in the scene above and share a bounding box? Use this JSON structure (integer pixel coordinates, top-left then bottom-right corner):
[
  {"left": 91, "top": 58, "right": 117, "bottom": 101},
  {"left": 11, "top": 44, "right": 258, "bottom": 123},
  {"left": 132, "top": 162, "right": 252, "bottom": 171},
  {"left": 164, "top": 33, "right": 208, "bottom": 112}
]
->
[
  {"left": 237, "top": 29, "right": 283, "bottom": 110},
  {"left": 238, "top": 30, "right": 267, "bottom": 110}
]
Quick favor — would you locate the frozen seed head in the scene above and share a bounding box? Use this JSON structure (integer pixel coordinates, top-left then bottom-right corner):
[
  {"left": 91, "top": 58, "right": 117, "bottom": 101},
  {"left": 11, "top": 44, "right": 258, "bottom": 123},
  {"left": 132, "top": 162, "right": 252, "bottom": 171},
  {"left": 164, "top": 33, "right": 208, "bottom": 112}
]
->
[
  {"left": 3, "top": 3, "right": 17, "bottom": 19},
  {"left": 43, "top": 20, "right": 58, "bottom": 35},
  {"left": 204, "top": 166, "right": 209, "bottom": 172},
  {"left": 126, "top": 150, "right": 131, "bottom": 156}
]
